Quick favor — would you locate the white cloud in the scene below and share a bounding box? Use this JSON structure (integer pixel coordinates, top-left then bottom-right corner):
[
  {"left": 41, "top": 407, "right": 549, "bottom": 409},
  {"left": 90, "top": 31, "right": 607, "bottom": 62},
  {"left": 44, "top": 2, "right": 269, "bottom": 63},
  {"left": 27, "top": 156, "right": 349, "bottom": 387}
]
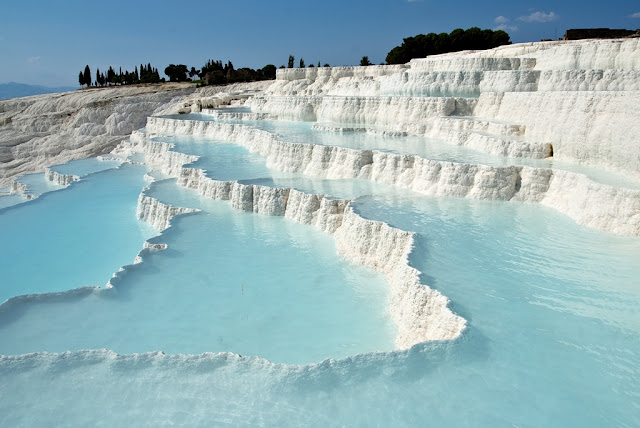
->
[
  {"left": 517, "top": 11, "right": 558, "bottom": 23},
  {"left": 494, "top": 16, "right": 509, "bottom": 24},
  {"left": 494, "top": 24, "right": 518, "bottom": 32},
  {"left": 630, "top": 12, "right": 640, "bottom": 18},
  {"left": 27, "top": 56, "right": 41, "bottom": 64}
]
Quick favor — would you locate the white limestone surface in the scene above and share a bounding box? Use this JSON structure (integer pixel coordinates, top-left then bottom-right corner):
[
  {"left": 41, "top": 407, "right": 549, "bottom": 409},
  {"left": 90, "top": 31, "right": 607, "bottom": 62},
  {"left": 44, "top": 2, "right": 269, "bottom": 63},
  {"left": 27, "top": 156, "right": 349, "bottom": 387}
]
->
[
  {"left": 155, "top": 81, "right": 273, "bottom": 115},
  {"left": 251, "top": 38, "right": 640, "bottom": 177},
  {"left": 247, "top": 95, "right": 475, "bottom": 125},
  {"left": 473, "top": 91, "right": 640, "bottom": 176},
  {"left": 136, "top": 193, "right": 199, "bottom": 231},
  {"left": 409, "top": 57, "right": 537, "bottom": 71},
  {"left": 0, "top": 84, "right": 195, "bottom": 186},
  {"left": 435, "top": 38, "right": 640, "bottom": 70},
  {"left": 44, "top": 168, "right": 80, "bottom": 187},
  {"left": 142, "top": 116, "right": 640, "bottom": 236},
  {"left": 0, "top": 82, "right": 272, "bottom": 187}
]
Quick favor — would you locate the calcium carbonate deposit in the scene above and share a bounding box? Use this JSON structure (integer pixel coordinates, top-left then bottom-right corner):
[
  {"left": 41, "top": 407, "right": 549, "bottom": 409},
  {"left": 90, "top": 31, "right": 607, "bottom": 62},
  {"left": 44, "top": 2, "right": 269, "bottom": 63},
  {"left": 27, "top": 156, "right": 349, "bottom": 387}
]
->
[{"left": 1, "top": 39, "right": 639, "bottom": 427}]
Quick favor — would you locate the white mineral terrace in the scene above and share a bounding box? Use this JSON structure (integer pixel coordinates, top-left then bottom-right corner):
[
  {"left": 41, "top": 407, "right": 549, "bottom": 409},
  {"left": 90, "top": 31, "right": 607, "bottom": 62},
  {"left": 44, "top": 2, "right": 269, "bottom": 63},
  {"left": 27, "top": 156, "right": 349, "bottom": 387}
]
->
[
  {"left": 141, "top": 117, "right": 640, "bottom": 236},
  {"left": 114, "top": 134, "right": 466, "bottom": 349},
  {"left": 249, "top": 38, "right": 640, "bottom": 179},
  {"left": 2, "top": 38, "right": 639, "bottom": 351}
]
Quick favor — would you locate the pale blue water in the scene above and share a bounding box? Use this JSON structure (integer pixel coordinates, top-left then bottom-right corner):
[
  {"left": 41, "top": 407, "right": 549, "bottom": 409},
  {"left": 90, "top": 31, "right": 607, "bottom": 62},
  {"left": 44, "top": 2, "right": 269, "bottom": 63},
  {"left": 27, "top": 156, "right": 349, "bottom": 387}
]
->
[
  {"left": 0, "top": 180, "right": 395, "bottom": 363},
  {"left": 1, "top": 110, "right": 640, "bottom": 427},
  {"left": 0, "top": 192, "right": 26, "bottom": 209},
  {"left": 159, "top": 135, "right": 398, "bottom": 200},
  {"left": 0, "top": 157, "right": 124, "bottom": 210},
  {"left": 0, "top": 164, "right": 154, "bottom": 303},
  {"left": 49, "top": 157, "right": 122, "bottom": 177},
  {"left": 353, "top": 194, "right": 640, "bottom": 426},
  {"left": 14, "top": 171, "right": 64, "bottom": 197}
]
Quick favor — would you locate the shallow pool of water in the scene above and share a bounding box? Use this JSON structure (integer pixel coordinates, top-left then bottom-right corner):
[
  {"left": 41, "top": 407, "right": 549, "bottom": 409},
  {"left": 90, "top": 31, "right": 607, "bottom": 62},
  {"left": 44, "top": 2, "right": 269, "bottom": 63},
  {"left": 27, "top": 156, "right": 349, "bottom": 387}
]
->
[
  {"left": 157, "top": 134, "right": 401, "bottom": 200},
  {"left": 1, "top": 111, "right": 639, "bottom": 427},
  {"left": 178, "top": 110, "right": 640, "bottom": 189},
  {"left": 0, "top": 181, "right": 395, "bottom": 363},
  {"left": 0, "top": 164, "right": 154, "bottom": 303}
]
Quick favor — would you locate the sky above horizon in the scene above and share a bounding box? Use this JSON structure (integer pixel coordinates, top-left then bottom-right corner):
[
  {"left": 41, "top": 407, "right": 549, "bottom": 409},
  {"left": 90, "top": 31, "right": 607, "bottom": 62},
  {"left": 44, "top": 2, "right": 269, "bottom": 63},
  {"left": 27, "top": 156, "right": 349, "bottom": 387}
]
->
[{"left": 1, "top": 0, "right": 639, "bottom": 87}]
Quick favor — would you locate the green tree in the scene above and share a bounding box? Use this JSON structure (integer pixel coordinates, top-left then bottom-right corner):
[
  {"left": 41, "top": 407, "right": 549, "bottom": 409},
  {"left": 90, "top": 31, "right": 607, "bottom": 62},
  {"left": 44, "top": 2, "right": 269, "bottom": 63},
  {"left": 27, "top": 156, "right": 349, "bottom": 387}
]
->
[
  {"left": 164, "top": 64, "right": 189, "bottom": 82},
  {"left": 189, "top": 67, "right": 199, "bottom": 80},
  {"left": 78, "top": 71, "right": 85, "bottom": 87},
  {"left": 97, "top": 69, "right": 107, "bottom": 86},
  {"left": 83, "top": 65, "right": 91, "bottom": 87},
  {"left": 385, "top": 28, "right": 512, "bottom": 64},
  {"left": 360, "top": 56, "right": 372, "bottom": 66},
  {"left": 385, "top": 46, "right": 405, "bottom": 65},
  {"left": 262, "top": 64, "right": 277, "bottom": 79},
  {"left": 107, "top": 66, "right": 116, "bottom": 85},
  {"left": 299, "top": 58, "right": 305, "bottom": 68},
  {"left": 288, "top": 55, "right": 294, "bottom": 68},
  {"left": 206, "top": 70, "right": 226, "bottom": 85},
  {"left": 492, "top": 30, "right": 511, "bottom": 47}
]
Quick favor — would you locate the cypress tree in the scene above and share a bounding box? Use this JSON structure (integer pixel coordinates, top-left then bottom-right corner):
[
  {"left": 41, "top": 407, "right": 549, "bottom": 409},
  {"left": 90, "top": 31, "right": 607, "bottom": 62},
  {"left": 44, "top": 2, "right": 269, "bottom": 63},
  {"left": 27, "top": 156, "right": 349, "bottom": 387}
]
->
[
  {"left": 107, "top": 66, "right": 115, "bottom": 86},
  {"left": 83, "top": 65, "right": 91, "bottom": 87},
  {"left": 78, "top": 71, "right": 85, "bottom": 87}
]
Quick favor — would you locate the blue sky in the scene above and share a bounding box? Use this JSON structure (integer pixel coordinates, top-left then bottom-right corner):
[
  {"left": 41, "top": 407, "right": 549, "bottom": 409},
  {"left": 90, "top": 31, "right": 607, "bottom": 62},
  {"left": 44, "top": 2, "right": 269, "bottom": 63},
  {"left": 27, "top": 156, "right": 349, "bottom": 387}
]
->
[{"left": 1, "top": 0, "right": 638, "bottom": 87}]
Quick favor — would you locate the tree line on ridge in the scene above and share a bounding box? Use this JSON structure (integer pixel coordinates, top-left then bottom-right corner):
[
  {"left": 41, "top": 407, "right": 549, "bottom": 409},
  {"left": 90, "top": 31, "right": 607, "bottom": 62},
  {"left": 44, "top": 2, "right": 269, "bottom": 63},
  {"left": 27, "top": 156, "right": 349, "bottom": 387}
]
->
[
  {"left": 78, "top": 64, "right": 162, "bottom": 87},
  {"left": 78, "top": 60, "right": 278, "bottom": 88},
  {"left": 77, "top": 27, "right": 512, "bottom": 88}
]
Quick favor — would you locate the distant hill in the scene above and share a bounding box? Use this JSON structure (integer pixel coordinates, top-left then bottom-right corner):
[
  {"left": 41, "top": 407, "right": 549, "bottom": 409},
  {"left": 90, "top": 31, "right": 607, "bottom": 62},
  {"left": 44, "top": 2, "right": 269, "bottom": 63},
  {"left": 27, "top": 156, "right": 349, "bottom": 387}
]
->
[{"left": 0, "top": 82, "right": 76, "bottom": 100}]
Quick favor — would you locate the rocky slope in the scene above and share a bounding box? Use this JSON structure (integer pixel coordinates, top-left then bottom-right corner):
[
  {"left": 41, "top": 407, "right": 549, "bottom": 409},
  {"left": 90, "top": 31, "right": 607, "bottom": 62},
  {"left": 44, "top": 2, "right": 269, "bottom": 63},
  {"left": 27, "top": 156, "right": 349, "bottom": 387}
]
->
[{"left": 0, "top": 81, "right": 270, "bottom": 186}]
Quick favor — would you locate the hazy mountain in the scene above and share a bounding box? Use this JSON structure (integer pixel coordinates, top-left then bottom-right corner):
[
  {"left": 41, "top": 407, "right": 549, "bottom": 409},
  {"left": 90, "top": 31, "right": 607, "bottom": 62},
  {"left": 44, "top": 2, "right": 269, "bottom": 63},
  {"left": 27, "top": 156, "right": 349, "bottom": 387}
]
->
[{"left": 0, "top": 82, "right": 76, "bottom": 100}]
